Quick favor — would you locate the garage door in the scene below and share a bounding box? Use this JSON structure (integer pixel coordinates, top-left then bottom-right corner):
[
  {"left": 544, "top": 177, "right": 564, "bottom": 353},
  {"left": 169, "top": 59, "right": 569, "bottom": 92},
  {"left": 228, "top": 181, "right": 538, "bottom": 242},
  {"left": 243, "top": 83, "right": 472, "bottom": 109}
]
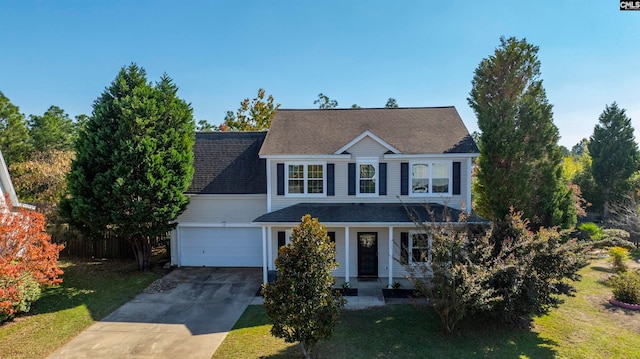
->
[{"left": 179, "top": 227, "right": 262, "bottom": 267}]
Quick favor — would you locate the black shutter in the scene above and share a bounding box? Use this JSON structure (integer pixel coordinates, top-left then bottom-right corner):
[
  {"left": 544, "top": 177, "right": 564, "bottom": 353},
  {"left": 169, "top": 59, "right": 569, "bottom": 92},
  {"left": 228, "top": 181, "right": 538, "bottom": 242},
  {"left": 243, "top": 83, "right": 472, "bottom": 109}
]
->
[
  {"left": 277, "top": 231, "right": 286, "bottom": 248},
  {"left": 400, "top": 162, "right": 409, "bottom": 195},
  {"left": 379, "top": 163, "right": 387, "bottom": 195},
  {"left": 327, "top": 231, "right": 336, "bottom": 244},
  {"left": 453, "top": 161, "right": 461, "bottom": 195},
  {"left": 348, "top": 163, "right": 356, "bottom": 195},
  {"left": 401, "top": 232, "right": 409, "bottom": 265},
  {"left": 327, "top": 164, "right": 335, "bottom": 196},
  {"left": 277, "top": 163, "right": 285, "bottom": 195}
]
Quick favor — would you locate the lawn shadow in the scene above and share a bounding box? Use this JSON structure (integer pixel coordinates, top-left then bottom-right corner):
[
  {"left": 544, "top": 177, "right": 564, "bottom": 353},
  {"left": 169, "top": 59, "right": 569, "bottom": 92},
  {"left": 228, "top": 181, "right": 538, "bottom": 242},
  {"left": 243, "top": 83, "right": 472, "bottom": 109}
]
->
[
  {"left": 28, "top": 258, "right": 166, "bottom": 321},
  {"left": 591, "top": 265, "right": 614, "bottom": 273}
]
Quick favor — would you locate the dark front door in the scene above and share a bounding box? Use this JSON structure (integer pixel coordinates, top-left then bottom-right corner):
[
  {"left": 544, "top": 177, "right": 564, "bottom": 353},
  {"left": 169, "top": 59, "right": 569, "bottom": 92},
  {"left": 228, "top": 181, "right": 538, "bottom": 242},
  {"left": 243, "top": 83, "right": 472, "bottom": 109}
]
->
[{"left": 357, "top": 232, "right": 378, "bottom": 277}]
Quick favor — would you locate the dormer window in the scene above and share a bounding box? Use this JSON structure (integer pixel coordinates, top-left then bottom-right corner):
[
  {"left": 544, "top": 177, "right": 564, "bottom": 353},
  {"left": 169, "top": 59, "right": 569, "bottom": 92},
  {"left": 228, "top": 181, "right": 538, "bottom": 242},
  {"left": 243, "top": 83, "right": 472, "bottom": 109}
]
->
[{"left": 285, "top": 162, "right": 325, "bottom": 195}]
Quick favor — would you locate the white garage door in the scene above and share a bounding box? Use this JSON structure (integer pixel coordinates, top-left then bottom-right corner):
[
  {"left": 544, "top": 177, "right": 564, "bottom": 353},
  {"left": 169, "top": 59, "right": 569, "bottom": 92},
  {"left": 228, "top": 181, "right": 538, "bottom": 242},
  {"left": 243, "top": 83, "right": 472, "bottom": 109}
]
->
[{"left": 179, "top": 227, "right": 262, "bottom": 267}]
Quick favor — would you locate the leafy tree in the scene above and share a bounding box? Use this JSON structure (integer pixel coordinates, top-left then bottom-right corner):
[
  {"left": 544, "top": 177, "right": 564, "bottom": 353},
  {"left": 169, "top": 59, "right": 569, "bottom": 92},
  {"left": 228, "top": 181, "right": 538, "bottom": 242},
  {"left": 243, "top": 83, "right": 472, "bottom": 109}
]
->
[
  {"left": 406, "top": 210, "right": 498, "bottom": 333},
  {"left": 468, "top": 36, "right": 576, "bottom": 229},
  {"left": 0, "top": 195, "right": 64, "bottom": 322},
  {"left": 488, "top": 209, "right": 587, "bottom": 325},
  {"left": 588, "top": 102, "right": 640, "bottom": 221},
  {"left": 351, "top": 104, "right": 361, "bottom": 109},
  {"left": 196, "top": 119, "right": 217, "bottom": 131},
  {"left": 10, "top": 150, "right": 73, "bottom": 218},
  {"left": 0, "top": 91, "right": 32, "bottom": 165},
  {"left": 262, "top": 215, "right": 344, "bottom": 359},
  {"left": 28, "top": 105, "right": 76, "bottom": 152},
  {"left": 571, "top": 138, "right": 589, "bottom": 157},
  {"left": 61, "top": 64, "right": 195, "bottom": 271},
  {"left": 314, "top": 93, "right": 338, "bottom": 109},
  {"left": 223, "top": 88, "right": 279, "bottom": 130},
  {"left": 385, "top": 97, "right": 399, "bottom": 108}
]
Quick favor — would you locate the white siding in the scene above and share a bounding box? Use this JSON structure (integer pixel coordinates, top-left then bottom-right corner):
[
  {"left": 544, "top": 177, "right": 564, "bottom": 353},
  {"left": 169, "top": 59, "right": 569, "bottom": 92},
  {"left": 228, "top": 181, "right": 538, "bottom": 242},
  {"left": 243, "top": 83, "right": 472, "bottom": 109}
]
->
[
  {"left": 346, "top": 137, "right": 390, "bottom": 157},
  {"left": 177, "top": 195, "right": 267, "bottom": 223},
  {"left": 269, "top": 159, "right": 471, "bottom": 212}
]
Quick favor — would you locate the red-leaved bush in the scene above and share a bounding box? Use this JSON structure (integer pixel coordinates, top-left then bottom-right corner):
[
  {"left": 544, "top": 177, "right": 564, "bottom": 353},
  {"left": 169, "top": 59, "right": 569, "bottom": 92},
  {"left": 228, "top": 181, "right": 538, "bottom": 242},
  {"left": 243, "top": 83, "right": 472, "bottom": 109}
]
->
[{"left": 0, "top": 194, "right": 63, "bottom": 321}]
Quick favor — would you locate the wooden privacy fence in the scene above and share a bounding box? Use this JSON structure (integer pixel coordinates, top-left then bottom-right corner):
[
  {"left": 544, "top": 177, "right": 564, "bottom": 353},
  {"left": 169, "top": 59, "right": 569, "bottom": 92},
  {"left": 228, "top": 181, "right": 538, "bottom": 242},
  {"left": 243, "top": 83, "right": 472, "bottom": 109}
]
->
[{"left": 50, "top": 225, "right": 169, "bottom": 259}]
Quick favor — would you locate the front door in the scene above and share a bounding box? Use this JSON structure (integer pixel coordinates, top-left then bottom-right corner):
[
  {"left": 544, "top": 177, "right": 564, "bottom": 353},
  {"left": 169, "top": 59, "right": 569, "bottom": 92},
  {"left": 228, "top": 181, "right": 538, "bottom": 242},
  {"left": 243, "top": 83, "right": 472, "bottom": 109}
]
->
[{"left": 357, "top": 232, "right": 378, "bottom": 277}]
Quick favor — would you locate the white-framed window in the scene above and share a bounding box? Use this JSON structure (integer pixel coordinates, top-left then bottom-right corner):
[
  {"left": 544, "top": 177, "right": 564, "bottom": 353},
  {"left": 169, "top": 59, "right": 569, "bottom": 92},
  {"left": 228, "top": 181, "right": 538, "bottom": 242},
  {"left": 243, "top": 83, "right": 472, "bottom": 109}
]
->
[
  {"left": 357, "top": 158, "right": 378, "bottom": 196},
  {"left": 285, "top": 162, "right": 326, "bottom": 195},
  {"left": 410, "top": 161, "right": 451, "bottom": 196},
  {"left": 409, "top": 231, "right": 432, "bottom": 264}
]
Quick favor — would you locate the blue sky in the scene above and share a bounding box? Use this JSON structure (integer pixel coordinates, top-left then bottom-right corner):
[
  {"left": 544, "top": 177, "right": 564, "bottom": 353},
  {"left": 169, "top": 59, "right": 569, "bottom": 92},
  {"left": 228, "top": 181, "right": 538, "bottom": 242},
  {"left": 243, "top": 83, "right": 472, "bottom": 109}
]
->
[{"left": 1, "top": 1, "right": 638, "bottom": 148}]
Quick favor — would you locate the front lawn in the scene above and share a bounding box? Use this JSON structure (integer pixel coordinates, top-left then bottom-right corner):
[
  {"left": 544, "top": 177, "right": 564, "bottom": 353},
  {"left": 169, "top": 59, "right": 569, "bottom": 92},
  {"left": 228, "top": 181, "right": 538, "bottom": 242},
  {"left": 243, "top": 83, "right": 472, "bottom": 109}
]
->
[
  {"left": 214, "top": 258, "right": 640, "bottom": 359},
  {"left": 0, "top": 259, "right": 163, "bottom": 359}
]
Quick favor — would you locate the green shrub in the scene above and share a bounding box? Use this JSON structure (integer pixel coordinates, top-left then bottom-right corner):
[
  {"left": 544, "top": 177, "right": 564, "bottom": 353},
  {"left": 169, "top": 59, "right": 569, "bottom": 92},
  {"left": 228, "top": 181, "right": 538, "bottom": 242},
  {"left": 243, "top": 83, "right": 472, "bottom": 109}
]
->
[
  {"left": 608, "top": 246, "right": 631, "bottom": 273},
  {"left": 594, "top": 229, "right": 637, "bottom": 250},
  {"left": 578, "top": 222, "right": 604, "bottom": 240},
  {"left": 609, "top": 270, "right": 640, "bottom": 304},
  {"left": 0, "top": 273, "right": 42, "bottom": 322}
]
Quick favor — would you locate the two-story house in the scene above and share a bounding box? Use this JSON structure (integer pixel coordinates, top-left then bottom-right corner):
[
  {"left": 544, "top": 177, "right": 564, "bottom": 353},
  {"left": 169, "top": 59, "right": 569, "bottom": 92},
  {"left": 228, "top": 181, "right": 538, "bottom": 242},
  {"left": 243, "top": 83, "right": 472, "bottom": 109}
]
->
[{"left": 170, "top": 107, "right": 482, "bottom": 285}]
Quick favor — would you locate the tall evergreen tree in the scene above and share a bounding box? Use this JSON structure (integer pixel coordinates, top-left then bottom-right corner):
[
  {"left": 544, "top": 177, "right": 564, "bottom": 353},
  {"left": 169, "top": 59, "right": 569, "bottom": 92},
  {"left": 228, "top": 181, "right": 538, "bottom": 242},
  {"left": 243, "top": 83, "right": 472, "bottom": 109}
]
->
[
  {"left": 0, "top": 91, "right": 32, "bottom": 165},
  {"left": 28, "top": 105, "right": 76, "bottom": 153},
  {"left": 61, "top": 64, "right": 195, "bottom": 270},
  {"left": 588, "top": 102, "right": 640, "bottom": 221},
  {"left": 468, "top": 37, "right": 576, "bottom": 229}
]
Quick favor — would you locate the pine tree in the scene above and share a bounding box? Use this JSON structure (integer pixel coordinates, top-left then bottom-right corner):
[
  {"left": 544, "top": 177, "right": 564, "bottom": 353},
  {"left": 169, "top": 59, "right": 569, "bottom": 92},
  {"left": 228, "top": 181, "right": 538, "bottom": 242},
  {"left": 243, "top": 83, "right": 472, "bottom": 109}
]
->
[
  {"left": 223, "top": 88, "right": 279, "bottom": 130},
  {"left": 62, "top": 64, "right": 195, "bottom": 270},
  {"left": 468, "top": 36, "right": 576, "bottom": 229},
  {"left": 0, "top": 91, "right": 32, "bottom": 165},
  {"left": 588, "top": 102, "right": 640, "bottom": 221},
  {"left": 28, "top": 105, "right": 76, "bottom": 152}
]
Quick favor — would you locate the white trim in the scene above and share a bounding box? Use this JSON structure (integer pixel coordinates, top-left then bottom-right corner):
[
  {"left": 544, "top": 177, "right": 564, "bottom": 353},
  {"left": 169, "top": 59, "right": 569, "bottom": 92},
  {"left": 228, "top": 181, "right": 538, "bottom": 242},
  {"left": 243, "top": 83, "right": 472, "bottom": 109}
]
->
[
  {"left": 254, "top": 221, "right": 480, "bottom": 226},
  {"left": 344, "top": 226, "right": 350, "bottom": 283},
  {"left": 384, "top": 153, "right": 478, "bottom": 160},
  {"left": 388, "top": 226, "right": 393, "bottom": 288},
  {"left": 186, "top": 194, "right": 267, "bottom": 199},
  {"left": 408, "top": 160, "right": 452, "bottom": 197},
  {"left": 284, "top": 161, "right": 327, "bottom": 197},
  {"left": 334, "top": 130, "right": 400, "bottom": 155},
  {"left": 267, "top": 226, "right": 273, "bottom": 270},
  {"left": 466, "top": 158, "right": 473, "bottom": 213},
  {"left": 266, "top": 159, "right": 272, "bottom": 212},
  {"left": 177, "top": 222, "right": 259, "bottom": 228},
  {"left": 260, "top": 154, "right": 351, "bottom": 160},
  {"left": 356, "top": 157, "right": 379, "bottom": 197},
  {"left": 262, "top": 226, "right": 268, "bottom": 283}
]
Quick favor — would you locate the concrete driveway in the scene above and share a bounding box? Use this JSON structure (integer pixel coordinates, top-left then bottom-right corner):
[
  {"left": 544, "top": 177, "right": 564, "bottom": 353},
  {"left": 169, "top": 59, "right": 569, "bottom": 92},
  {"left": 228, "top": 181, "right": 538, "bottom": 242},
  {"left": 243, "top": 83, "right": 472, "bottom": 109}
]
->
[{"left": 47, "top": 267, "right": 262, "bottom": 359}]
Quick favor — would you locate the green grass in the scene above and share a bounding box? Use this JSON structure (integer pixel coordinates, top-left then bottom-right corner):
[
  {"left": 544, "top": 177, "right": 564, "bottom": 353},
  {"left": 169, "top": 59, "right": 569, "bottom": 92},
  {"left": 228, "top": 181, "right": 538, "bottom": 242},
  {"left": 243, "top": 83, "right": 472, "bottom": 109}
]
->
[
  {"left": 0, "top": 259, "right": 163, "bottom": 359},
  {"left": 214, "top": 258, "right": 640, "bottom": 359}
]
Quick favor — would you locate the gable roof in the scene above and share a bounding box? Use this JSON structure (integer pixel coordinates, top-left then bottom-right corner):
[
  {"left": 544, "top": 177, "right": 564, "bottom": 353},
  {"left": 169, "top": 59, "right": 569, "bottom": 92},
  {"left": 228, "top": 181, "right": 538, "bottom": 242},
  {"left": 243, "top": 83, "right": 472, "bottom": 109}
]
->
[
  {"left": 187, "top": 131, "right": 267, "bottom": 195},
  {"left": 259, "top": 107, "right": 478, "bottom": 156}
]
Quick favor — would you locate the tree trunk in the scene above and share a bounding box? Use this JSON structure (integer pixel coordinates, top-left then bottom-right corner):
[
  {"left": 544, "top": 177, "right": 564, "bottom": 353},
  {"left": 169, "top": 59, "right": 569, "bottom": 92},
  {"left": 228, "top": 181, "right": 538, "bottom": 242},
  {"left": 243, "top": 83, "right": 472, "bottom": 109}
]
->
[
  {"left": 603, "top": 187, "right": 611, "bottom": 224},
  {"left": 129, "top": 235, "right": 151, "bottom": 272},
  {"left": 300, "top": 342, "right": 311, "bottom": 359}
]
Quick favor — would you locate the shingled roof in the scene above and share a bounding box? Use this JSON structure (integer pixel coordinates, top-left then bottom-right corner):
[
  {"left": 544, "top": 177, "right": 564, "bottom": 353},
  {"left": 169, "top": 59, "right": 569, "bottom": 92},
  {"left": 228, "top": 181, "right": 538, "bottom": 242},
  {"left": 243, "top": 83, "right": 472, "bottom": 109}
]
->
[
  {"left": 259, "top": 107, "right": 478, "bottom": 156},
  {"left": 254, "top": 203, "right": 489, "bottom": 224},
  {"left": 187, "top": 131, "right": 267, "bottom": 194}
]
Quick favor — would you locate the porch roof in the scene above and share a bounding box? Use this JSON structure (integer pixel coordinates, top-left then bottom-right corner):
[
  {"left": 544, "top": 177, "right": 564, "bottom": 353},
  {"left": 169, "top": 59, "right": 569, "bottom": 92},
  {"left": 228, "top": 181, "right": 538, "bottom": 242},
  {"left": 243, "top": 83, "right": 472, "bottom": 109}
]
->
[{"left": 253, "top": 203, "right": 488, "bottom": 224}]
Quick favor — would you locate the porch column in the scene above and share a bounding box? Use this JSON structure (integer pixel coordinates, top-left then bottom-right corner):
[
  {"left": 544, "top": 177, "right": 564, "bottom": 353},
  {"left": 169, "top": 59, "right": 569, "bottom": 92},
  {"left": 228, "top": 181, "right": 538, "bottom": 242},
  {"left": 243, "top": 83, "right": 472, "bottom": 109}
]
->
[
  {"left": 344, "top": 226, "right": 350, "bottom": 283},
  {"left": 466, "top": 158, "right": 473, "bottom": 213},
  {"left": 267, "top": 226, "right": 273, "bottom": 270},
  {"left": 262, "top": 226, "right": 268, "bottom": 284},
  {"left": 388, "top": 226, "right": 394, "bottom": 288}
]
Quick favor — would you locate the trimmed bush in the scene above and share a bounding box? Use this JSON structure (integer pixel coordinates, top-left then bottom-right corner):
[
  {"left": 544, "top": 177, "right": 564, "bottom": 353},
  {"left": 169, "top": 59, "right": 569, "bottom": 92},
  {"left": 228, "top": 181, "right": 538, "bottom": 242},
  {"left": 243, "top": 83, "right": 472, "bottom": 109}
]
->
[
  {"left": 610, "top": 271, "right": 640, "bottom": 304},
  {"left": 0, "top": 273, "right": 42, "bottom": 322},
  {"left": 578, "top": 222, "right": 604, "bottom": 240},
  {"left": 608, "top": 246, "right": 631, "bottom": 273}
]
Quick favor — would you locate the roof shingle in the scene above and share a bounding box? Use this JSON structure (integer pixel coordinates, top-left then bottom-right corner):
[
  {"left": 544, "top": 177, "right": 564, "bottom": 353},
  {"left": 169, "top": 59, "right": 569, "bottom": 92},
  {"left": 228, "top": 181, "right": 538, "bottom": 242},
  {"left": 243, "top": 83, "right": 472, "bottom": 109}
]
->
[
  {"left": 187, "top": 131, "right": 267, "bottom": 194},
  {"left": 259, "top": 107, "right": 478, "bottom": 156}
]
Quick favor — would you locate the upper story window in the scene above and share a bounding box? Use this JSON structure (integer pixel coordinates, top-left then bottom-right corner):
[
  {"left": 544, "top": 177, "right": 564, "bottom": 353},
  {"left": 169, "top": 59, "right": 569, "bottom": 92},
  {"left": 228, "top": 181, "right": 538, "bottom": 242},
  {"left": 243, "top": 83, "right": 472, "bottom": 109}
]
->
[
  {"left": 410, "top": 161, "right": 451, "bottom": 196},
  {"left": 286, "top": 162, "right": 325, "bottom": 195},
  {"left": 357, "top": 158, "right": 378, "bottom": 196}
]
